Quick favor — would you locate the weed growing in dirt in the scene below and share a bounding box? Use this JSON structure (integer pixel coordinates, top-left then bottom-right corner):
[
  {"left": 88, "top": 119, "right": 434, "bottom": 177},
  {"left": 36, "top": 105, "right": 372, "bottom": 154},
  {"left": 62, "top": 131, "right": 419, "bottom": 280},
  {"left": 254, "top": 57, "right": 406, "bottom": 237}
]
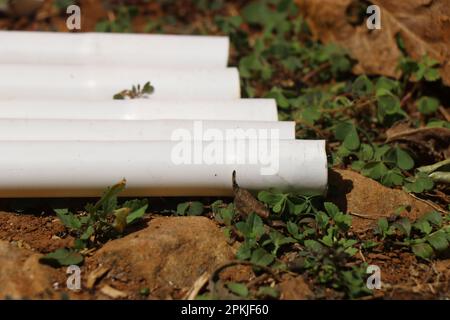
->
[
  {"left": 342, "top": 143, "right": 429, "bottom": 189},
  {"left": 176, "top": 201, "right": 204, "bottom": 216},
  {"left": 376, "top": 210, "right": 450, "bottom": 260},
  {"left": 211, "top": 200, "right": 235, "bottom": 226},
  {"left": 113, "top": 81, "right": 154, "bottom": 100},
  {"left": 203, "top": 189, "right": 370, "bottom": 299},
  {"left": 40, "top": 180, "right": 148, "bottom": 267},
  {"left": 39, "top": 248, "right": 84, "bottom": 268}
]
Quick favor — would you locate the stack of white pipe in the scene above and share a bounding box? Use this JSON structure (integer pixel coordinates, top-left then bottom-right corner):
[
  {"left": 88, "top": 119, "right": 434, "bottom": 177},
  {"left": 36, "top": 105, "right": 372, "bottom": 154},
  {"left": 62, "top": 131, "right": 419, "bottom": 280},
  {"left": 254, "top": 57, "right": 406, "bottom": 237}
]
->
[{"left": 0, "top": 31, "right": 327, "bottom": 197}]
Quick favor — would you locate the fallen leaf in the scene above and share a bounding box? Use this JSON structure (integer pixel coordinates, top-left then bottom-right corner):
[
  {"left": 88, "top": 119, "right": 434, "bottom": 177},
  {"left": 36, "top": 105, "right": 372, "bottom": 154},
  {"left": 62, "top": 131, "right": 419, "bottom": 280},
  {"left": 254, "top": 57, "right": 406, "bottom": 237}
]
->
[
  {"left": 386, "top": 125, "right": 450, "bottom": 163},
  {"left": 232, "top": 171, "right": 270, "bottom": 219},
  {"left": 296, "top": 0, "right": 450, "bottom": 86},
  {"left": 385, "top": 120, "right": 413, "bottom": 138},
  {"left": 112, "top": 208, "right": 131, "bottom": 233}
]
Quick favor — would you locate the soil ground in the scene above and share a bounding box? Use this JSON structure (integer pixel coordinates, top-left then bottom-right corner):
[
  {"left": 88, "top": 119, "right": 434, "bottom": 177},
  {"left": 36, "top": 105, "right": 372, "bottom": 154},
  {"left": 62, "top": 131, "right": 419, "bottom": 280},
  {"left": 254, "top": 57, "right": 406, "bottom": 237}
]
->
[{"left": 0, "top": 202, "right": 448, "bottom": 300}]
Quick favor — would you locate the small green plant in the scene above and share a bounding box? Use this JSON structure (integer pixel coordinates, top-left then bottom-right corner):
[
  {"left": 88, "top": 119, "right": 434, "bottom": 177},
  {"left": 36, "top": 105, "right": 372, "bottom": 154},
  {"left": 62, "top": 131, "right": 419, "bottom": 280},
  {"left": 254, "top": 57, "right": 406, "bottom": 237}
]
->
[
  {"left": 235, "top": 213, "right": 272, "bottom": 263},
  {"left": 403, "top": 172, "right": 435, "bottom": 193},
  {"left": 287, "top": 202, "right": 369, "bottom": 298},
  {"left": 257, "top": 191, "right": 321, "bottom": 220},
  {"left": 334, "top": 139, "right": 437, "bottom": 192},
  {"left": 211, "top": 200, "right": 235, "bottom": 226},
  {"left": 39, "top": 248, "right": 84, "bottom": 267},
  {"left": 226, "top": 282, "right": 249, "bottom": 298},
  {"left": 40, "top": 180, "right": 148, "bottom": 267},
  {"left": 113, "top": 81, "right": 154, "bottom": 99},
  {"left": 375, "top": 211, "right": 450, "bottom": 260},
  {"left": 337, "top": 142, "right": 419, "bottom": 188},
  {"left": 417, "top": 96, "right": 440, "bottom": 115},
  {"left": 176, "top": 201, "right": 204, "bottom": 216},
  {"left": 256, "top": 286, "right": 279, "bottom": 299},
  {"left": 229, "top": 193, "right": 369, "bottom": 298},
  {"left": 399, "top": 55, "right": 441, "bottom": 83}
]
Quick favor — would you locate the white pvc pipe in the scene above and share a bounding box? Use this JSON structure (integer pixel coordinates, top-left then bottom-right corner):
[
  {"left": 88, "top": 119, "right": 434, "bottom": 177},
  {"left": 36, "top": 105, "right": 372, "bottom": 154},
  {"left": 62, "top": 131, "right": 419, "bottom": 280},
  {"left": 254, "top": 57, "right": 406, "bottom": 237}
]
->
[
  {"left": 0, "top": 65, "right": 240, "bottom": 100},
  {"left": 0, "top": 99, "right": 278, "bottom": 121},
  {"left": 0, "top": 140, "right": 327, "bottom": 197},
  {"left": 0, "top": 119, "right": 295, "bottom": 141},
  {"left": 0, "top": 31, "right": 230, "bottom": 68}
]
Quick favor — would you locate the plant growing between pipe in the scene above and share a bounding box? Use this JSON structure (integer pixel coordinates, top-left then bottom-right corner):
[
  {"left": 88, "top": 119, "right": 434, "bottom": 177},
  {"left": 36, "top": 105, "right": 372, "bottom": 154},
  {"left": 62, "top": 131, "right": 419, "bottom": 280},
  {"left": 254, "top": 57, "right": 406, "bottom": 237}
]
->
[{"left": 113, "top": 81, "right": 154, "bottom": 99}]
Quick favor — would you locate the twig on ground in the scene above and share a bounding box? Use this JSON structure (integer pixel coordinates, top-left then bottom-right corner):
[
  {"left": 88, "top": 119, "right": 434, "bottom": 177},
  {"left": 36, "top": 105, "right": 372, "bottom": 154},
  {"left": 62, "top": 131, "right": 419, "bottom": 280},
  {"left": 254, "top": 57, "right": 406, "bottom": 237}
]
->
[
  {"left": 184, "top": 272, "right": 210, "bottom": 300},
  {"left": 408, "top": 193, "right": 448, "bottom": 214},
  {"left": 438, "top": 106, "right": 450, "bottom": 122},
  {"left": 349, "top": 212, "right": 377, "bottom": 220}
]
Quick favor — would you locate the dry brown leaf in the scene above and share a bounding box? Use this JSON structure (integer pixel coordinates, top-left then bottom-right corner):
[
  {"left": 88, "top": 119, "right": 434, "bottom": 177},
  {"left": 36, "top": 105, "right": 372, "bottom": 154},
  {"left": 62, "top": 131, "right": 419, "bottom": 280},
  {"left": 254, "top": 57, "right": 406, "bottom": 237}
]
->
[
  {"left": 232, "top": 171, "right": 270, "bottom": 219},
  {"left": 386, "top": 124, "right": 450, "bottom": 162},
  {"left": 296, "top": 0, "right": 450, "bottom": 86},
  {"left": 385, "top": 120, "right": 415, "bottom": 138}
]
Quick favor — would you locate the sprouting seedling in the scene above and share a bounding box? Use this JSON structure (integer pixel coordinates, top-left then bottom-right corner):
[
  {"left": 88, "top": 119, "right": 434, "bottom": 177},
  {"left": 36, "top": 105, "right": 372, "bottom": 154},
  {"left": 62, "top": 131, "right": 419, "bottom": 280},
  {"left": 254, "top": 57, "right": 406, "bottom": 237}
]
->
[
  {"left": 39, "top": 180, "right": 148, "bottom": 267},
  {"left": 113, "top": 81, "right": 154, "bottom": 100}
]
